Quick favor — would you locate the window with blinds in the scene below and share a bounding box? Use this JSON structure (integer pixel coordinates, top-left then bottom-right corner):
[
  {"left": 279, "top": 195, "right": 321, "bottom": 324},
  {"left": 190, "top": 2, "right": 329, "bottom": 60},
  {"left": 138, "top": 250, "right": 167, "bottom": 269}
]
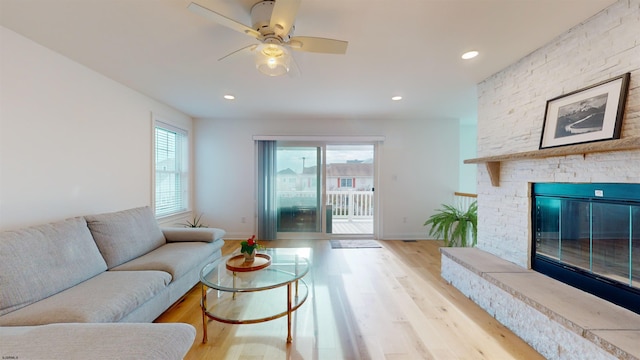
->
[{"left": 154, "top": 122, "right": 188, "bottom": 217}]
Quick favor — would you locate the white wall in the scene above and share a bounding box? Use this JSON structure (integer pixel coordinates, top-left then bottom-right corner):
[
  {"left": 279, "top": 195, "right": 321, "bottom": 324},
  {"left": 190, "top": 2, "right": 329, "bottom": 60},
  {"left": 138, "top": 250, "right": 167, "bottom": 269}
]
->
[
  {"left": 0, "top": 25, "right": 462, "bottom": 236},
  {"left": 194, "top": 116, "right": 460, "bottom": 240},
  {"left": 459, "top": 122, "right": 477, "bottom": 193},
  {"left": 475, "top": 0, "right": 640, "bottom": 266},
  {"left": 0, "top": 26, "right": 192, "bottom": 230}
]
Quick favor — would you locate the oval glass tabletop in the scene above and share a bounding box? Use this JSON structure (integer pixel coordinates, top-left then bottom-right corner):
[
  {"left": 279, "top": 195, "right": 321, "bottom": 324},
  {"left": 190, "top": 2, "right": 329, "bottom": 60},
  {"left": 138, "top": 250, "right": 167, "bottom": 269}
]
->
[{"left": 200, "top": 247, "right": 311, "bottom": 292}]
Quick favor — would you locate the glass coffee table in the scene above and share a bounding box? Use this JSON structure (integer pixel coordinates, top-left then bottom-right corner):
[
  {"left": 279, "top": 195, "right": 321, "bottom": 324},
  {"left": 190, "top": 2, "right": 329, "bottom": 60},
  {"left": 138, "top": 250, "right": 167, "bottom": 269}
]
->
[{"left": 199, "top": 248, "right": 311, "bottom": 343}]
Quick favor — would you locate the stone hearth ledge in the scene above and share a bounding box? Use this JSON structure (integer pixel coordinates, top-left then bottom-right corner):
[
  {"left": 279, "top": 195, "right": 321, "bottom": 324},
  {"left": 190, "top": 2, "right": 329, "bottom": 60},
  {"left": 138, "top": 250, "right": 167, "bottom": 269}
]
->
[{"left": 440, "top": 247, "right": 640, "bottom": 360}]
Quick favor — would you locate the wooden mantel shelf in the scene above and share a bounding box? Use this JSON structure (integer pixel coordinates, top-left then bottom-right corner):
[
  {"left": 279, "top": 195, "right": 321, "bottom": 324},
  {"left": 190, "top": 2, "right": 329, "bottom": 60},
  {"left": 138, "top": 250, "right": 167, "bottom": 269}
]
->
[{"left": 464, "top": 137, "right": 640, "bottom": 187}]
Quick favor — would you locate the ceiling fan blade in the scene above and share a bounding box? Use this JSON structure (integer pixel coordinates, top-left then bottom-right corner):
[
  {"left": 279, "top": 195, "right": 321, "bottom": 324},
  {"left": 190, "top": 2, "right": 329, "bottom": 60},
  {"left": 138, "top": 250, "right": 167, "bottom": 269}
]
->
[
  {"left": 218, "top": 44, "right": 258, "bottom": 61},
  {"left": 270, "top": 0, "right": 301, "bottom": 37},
  {"left": 289, "top": 36, "right": 348, "bottom": 54},
  {"left": 188, "top": 2, "right": 261, "bottom": 39}
]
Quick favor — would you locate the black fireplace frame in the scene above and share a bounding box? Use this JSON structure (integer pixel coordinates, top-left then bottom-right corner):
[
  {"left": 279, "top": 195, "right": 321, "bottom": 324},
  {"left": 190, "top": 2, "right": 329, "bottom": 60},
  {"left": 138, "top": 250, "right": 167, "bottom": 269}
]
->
[{"left": 531, "top": 183, "right": 640, "bottom": 314}]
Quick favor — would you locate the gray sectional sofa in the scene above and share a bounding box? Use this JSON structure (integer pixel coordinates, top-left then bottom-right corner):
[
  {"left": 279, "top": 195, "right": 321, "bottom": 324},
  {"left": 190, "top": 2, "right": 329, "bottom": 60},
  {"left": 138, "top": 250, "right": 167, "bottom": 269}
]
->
[{"left": 0, "top": 206, "right": 225, "bottom": 359}]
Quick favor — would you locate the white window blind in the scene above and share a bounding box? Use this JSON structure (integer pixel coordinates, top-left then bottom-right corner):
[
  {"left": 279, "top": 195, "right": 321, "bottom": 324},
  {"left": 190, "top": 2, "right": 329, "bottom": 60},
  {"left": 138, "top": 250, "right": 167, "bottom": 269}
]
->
[{"left": 154, "top": 121, "right": 188, "bottom": 217}]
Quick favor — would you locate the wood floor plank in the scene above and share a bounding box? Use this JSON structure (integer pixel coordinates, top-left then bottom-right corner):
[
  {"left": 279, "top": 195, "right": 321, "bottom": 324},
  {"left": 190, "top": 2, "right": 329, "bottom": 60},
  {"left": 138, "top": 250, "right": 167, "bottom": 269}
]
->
[{"left": 155, "top": 239, "right": 543, "bottom": 359}]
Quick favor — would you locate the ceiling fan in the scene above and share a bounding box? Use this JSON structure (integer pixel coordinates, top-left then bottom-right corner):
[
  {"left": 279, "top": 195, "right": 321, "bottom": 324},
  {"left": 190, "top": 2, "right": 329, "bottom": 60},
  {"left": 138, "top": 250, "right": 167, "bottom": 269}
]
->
[{"left": 188, "top": 0, "right": 348, "bottom": 76}]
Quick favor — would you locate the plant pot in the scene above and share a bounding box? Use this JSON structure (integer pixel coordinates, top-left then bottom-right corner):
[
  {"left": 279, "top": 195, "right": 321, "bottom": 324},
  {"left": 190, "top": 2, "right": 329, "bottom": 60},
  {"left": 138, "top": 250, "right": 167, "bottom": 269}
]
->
[{"left": 243, "top": 252, "right": 255, "bottom": 262}]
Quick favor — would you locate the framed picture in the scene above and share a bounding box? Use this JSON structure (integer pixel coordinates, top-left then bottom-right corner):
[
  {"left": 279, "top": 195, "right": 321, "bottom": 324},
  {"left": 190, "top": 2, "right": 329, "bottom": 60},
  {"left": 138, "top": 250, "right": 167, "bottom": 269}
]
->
[{"left": 539, "top": 73, "right": 630, "bottom": 149}]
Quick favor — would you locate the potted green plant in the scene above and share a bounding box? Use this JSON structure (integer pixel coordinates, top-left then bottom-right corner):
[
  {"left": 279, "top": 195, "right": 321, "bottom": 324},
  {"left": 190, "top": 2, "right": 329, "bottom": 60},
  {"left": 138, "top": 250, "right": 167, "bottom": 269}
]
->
[
  {"left": 423, "top": 201, "right": 477, "bottom": 247},
  {"left": 179, "top": 213, "right": 207, "bottom": 228}
]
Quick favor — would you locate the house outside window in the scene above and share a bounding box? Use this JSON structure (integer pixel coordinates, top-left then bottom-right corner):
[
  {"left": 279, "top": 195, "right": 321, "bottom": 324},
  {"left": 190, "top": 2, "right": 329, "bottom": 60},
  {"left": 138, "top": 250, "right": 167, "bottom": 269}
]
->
[
  {"left": 339, "top": 178, "right": 354, "bottom": 188},
  {"left": 154, "top": 120, "right": 189, "bottom": 217}
]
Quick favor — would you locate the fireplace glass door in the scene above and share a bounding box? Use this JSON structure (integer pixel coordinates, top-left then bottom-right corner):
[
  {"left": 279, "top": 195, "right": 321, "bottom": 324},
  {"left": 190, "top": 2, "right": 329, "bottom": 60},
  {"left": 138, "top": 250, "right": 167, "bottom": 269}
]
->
[{"left": 533, "top": 183, "right": 640, "bottom": 314}]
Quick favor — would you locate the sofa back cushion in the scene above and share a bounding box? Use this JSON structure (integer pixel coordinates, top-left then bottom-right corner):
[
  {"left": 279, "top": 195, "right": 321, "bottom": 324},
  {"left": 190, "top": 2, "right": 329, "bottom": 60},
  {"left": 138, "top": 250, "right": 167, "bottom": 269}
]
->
[
  {"left": 85, "top": 206, "right": 166, "bottom": 268},
  {"left": 0, "top": 217, "right": 107, "bottom": 316}
]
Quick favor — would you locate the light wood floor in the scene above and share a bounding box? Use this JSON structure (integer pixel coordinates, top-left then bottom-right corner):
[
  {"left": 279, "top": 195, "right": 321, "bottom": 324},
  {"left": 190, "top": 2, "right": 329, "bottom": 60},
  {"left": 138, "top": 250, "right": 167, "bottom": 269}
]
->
[{"left": 155, "top": 240, "right": 543, "bottom": 359}]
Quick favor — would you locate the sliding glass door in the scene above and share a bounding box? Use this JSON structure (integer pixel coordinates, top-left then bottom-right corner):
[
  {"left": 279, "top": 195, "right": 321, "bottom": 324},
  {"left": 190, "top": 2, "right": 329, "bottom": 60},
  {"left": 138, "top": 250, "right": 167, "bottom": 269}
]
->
[
  {"left": 257, "top": 140, "right": 378, "bottom": 240},
  {"left": 326, "top": 144, "right": 375, "bottom": 236},
  {"left": 275, "top": 144, "right": 324, "bottom": 238}
]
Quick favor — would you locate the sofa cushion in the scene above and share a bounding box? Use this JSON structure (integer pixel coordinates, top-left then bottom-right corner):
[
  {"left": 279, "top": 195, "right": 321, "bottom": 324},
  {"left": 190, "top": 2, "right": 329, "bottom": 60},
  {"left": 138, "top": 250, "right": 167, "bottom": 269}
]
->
[
  {"left": 85, "top": 206, "right": 166, "bottom": 269},
  {"left": 111, "top": 240, "right": 224, "bottom": 280},
  {"left": 0, "top": 217, "right": 107, "bottom": 316},
  {"left": 0, "top": 322, "right": 195, "bottom": 360},
  {"left": 162, "top": 227, "right": 226, "bottom": 243},
  {"left": 0, "top": 271, "right": 171, "bottom": 326}
]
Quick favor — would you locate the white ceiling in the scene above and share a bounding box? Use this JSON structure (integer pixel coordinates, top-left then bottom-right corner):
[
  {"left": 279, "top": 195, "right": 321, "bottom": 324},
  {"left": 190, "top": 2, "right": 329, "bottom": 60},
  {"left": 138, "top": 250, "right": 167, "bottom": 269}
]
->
[{"left": 0, "top": 0, "right": 616, "bottom": 122}]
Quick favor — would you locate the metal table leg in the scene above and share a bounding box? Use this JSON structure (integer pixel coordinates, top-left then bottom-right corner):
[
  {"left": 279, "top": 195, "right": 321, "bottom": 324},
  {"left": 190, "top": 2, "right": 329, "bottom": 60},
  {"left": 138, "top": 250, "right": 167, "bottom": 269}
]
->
[
  {"left": 287, "top": 282, "right": 293, "bottom": 343},
  {"left": 201, "top": 283, "right": 208, "bottom": 343}
]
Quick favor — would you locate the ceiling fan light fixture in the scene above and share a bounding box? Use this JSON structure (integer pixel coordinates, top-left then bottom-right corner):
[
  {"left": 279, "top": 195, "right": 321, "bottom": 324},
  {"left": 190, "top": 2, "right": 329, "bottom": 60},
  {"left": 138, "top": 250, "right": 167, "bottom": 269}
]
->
[
  {"left": 189, "top": 0, "right": 348, "bottom": 76},
  {"left": 255, "top": 43, "right": 291, "bottom": 76}
]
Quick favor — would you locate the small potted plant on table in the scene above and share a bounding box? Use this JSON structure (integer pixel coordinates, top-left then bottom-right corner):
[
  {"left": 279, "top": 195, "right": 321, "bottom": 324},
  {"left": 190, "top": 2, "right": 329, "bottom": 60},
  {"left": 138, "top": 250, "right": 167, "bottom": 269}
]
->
[{"left": 240, "top": 235, "right": 262, "bottom": 262}]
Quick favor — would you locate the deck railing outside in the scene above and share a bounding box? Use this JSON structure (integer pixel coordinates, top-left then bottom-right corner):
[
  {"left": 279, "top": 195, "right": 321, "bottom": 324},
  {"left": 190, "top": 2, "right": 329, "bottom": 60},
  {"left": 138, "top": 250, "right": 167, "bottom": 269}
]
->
[
  {"left": 278, "top": 191, "right": 476, "bottom": 223},
  {"left": 326, "top": 190, "right": 373, "bottom": 220},
  {"left": 278, "top": 190, "right": 374, "bottom": 221}
]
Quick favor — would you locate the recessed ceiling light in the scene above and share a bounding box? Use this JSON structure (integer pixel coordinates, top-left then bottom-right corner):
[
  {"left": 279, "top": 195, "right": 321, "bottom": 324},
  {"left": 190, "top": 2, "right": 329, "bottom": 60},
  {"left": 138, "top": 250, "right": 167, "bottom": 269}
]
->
[
  {"left": 223, "top": 94, "right": 235, "bottom": 100},
  {"left": 461, "top": 51, "right": 479, "bottom": 60},
  {"left": 391, "top": 96, "right": 403, "bottom": 101}
]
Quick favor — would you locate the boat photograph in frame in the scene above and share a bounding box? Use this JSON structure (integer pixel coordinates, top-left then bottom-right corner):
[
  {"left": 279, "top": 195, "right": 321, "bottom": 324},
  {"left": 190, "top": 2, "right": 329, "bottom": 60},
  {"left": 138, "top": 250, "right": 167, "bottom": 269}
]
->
[{"left": 539, "top": 72, "right": 630, "bottom": 149}]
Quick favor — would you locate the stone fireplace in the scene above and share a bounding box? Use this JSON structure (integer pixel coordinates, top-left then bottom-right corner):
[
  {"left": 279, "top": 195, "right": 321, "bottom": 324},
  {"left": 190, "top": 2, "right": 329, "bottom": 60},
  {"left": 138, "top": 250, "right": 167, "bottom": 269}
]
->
[
  {"left": 532, "top": 182, "right": 640, "bottom": 314},
  {"left": 471, "top": 0, "right": 639, "bottom": 293},
  {"left": 443, "top": 146, "right": 640, "bottom": 359},
  {"left": 442, "top": 1, "right": 640, "bottom": 358}
]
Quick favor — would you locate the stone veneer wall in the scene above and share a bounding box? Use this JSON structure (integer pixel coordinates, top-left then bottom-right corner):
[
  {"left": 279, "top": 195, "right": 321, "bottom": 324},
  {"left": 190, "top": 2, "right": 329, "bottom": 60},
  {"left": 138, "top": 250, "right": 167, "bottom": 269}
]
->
[
  {"left": 441, "top": 255, "right": 619, "bottom": 360},
  {"left": 476, "top": 0, "right": 640, "bottom": 267}
]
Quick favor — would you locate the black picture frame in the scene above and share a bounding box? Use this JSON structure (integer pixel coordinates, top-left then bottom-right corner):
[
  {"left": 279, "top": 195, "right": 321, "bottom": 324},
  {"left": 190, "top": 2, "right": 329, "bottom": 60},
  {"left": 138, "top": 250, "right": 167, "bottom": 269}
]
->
[{"left": 539, "top": 73, "right": 630, "bottom": 149}]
